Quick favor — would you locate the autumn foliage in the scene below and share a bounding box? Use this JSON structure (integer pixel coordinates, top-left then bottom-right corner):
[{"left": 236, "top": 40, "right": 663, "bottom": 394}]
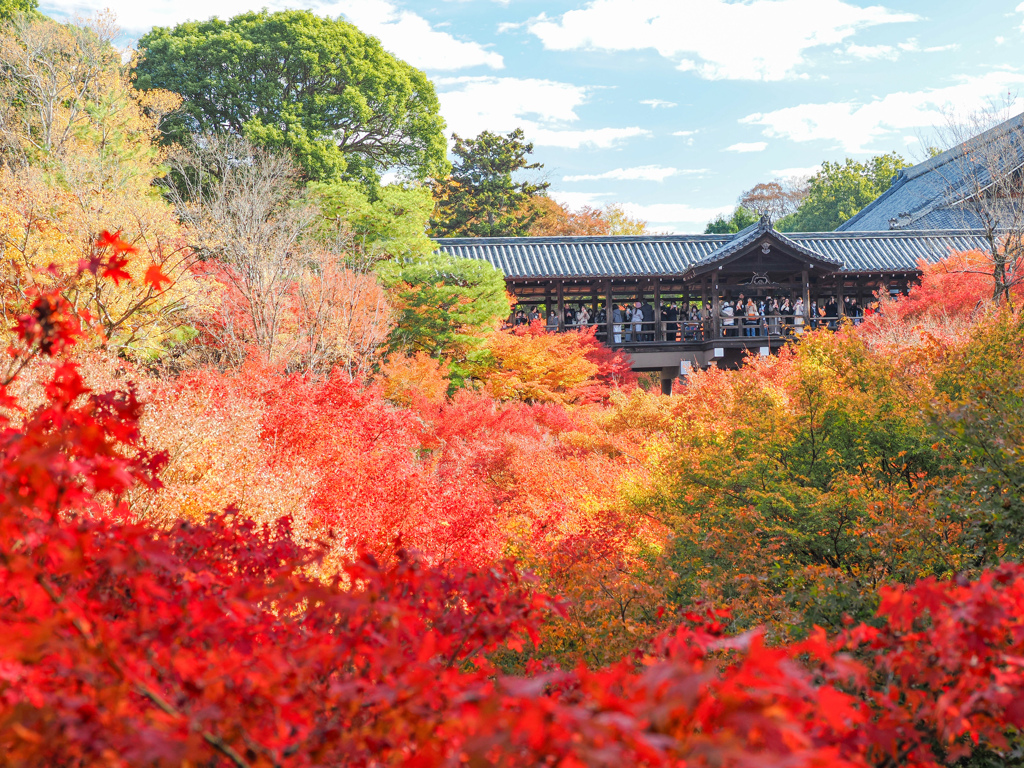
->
[
  {"left": 10, "top": 7, "right": 1024, "bottom": 764},
  {"left": 4, "top": 235, "right": 1024, "bottom": 767}
]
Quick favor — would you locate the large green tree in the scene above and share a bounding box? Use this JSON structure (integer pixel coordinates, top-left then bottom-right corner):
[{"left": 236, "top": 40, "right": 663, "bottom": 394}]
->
[
  {"left": 778, "top": 152, "right": 910, "bottom": 232},
  {"left": 430, "top": 128, "right": 549, "bottom": 238},
  {"left": 135, "top": 10, "right": 448, "bottom": 186}
]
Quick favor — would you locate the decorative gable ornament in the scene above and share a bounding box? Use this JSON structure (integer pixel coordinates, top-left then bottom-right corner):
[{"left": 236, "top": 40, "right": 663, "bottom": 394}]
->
[{"left": 761, "top": 242, "right": 771, "bottom": 254}]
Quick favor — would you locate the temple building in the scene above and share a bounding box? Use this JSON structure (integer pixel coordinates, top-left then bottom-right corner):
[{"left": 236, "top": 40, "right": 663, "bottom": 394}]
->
[{"left": 433, "top": 113, "right": 1023, "bottom": 392}]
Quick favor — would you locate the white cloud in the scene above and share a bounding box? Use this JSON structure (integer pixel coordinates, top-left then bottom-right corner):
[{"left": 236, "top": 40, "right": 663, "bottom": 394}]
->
[
  {"left": 1018, "top": 2, "right": 1024, "bottom": 31},
  {"left": 672, "top": 129, "right": 697, "bottom": 145},
  {"left": 996, "top": 36, "right": 1007, "bottom": 45},
  {"left": 618, "top": 202, "right": 734, "bottom": 233},
  {"left": 531, "top": 126, "right": 650, "bottom": 148},
  {"left": 435, "top": 76, "right": 650, "bottom": 149},
  {"left": 527, "top": 0, "right": 918, "bottom": 81},
  {"left": 563, "top": 165, "right": 704, "bottom": 182},
  {"left": 845, "top": 43, "right": 899, "bottom": 60},
  {"left": 43, "top": 0, "right": 503, "bottom": 70},
  {"left": 640, "top": 99, "right": 677, "bottom": 108},
  {"left": 741, "top": 71, "right": 1024, "bottom": 153},
  {"left": 329, "top": 0, "right": 503, "bottom": 70},
  {"left": 547, "top": 194, "right": 732, "bottom": 232},
  {"left": 771, "top": 165, "right": 821, "bottom": 179},
  {"left": 725, "top": 142, "right": 768, "bottom": 152},
  {"left": 549, "top": 190, "right": 613, "bottom": 210}
]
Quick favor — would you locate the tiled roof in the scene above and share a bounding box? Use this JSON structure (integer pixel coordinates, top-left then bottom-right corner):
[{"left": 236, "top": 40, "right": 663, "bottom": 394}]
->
[
  {"left": 837, "top": 112, "right": 1024, "bottom": 232},
  {"left": 434, "top": 229, "right": 991, "bottom": 279},
  {"left": 685, "top": 215, "right": 843, "bottom": 277},
  {"left": 435, "top": 234, "right": 730, "bottom": 278}
]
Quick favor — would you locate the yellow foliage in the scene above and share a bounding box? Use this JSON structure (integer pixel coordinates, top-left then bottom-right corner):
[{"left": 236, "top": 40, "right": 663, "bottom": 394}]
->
[
  {"left": 379, "top": 351, "right": 450, "bottom": 406},
  {"left": 0, "top": 15, "right": 215, "bottom": 359},
  {"left": 481, "top": 328, "right": 599, "bottom": 405}
]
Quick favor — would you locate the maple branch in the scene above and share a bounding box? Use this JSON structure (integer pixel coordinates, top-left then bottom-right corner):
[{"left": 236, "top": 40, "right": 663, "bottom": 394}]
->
[{"left": 32, "top": 571, "right": 261, "bottom": 768}]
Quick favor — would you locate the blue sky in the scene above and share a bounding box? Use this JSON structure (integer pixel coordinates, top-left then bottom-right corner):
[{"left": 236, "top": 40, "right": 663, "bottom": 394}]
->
[{"left": 41, "top": 0, "right": 1024, "bottom": 232}]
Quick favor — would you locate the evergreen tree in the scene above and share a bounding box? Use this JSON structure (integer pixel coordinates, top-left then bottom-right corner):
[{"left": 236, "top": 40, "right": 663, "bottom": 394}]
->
[{"left": 431, "top": 128, "right": 549, "bottom": 237}]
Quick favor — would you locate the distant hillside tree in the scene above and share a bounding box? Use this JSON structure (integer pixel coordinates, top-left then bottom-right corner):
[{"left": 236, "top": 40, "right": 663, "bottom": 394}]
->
[
  {"left": 739, "top": 179, "right": 808, "bottom": 221},
  {"left": 778, "top": 153, "right": 910, "bottom": 231},
  {"left": 528, "top": 198, "right": 648, "bottom": 236},
  {"left": 528, "top": 196, "right": 610, "bottom": 236},
  {"left": 705, "top": 206, "right": 758, "bottom": 234},
  {"left": 135, "top": 10, "right": 448, "bottom": 187},
  {"left": 430, "top": 128, "right": 549, "bottom": 238},
  {"left": 604, "top": 203, "right": 648, "bottom": 235}
]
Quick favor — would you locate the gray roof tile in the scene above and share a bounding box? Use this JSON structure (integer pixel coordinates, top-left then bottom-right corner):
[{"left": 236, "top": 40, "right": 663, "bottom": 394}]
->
[
  {"left": 838, "top": 112, "right": 1024, "bottom": 232},
  {"left": 434, "top": 229, "right": 991, "bottom": 278}
]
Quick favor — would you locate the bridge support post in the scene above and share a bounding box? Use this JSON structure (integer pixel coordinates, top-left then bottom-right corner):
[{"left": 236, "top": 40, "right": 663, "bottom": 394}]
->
[
  {"left": 711, "top": 278, "right": 720, "bottom": 340},
  {"left": 660, "top": 366, "right": 677, "bottom": 396}
]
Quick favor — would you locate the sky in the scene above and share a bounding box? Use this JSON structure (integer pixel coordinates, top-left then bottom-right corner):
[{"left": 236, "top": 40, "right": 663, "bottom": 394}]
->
[{"left": 40, "top": 0, "right": 1024, "bottom": 232}]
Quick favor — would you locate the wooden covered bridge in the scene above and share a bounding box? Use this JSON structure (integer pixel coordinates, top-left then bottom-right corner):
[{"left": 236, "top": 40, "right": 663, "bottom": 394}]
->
[{"left": 435, "top": 216, "right": 988, "bottom": 391}]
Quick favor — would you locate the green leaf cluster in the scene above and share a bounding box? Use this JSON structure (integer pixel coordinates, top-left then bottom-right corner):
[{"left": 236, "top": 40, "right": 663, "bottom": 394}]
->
[
  {"left": 0, "top": 0, "right": 37, "bottom": 23},
  {"left": 704, "top": 206, "right": 758, "bottom": 234},
  {"left": 309, "top": 180, "right": 436, "bottom": 264},
  {"left": 656, "top": 333, "right": 951, "bottom": 635},
  {"left": 135, "top": 10, "right": 449, "bottom": 187}
]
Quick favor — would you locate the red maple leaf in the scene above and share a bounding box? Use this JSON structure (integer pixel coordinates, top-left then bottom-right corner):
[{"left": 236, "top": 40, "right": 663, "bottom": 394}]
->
[
  {"left": 102, "top": 254, "right": 132, "bottom": 286},
  {"left": 96, "top": 230, "right": 138, "bottom": 255},
  {"left": 143, "top": 264, "right": 173, "bottom": 291}
]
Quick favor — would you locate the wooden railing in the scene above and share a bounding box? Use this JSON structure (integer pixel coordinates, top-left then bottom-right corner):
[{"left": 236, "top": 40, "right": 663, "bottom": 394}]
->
[{"left": 550, "top": 314, "right": 850, "bottom": 344}]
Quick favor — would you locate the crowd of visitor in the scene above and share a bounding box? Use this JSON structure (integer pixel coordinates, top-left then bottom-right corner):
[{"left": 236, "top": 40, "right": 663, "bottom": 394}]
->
[{"left": 508, "top": 293, "right": 877, "bottom": 340}]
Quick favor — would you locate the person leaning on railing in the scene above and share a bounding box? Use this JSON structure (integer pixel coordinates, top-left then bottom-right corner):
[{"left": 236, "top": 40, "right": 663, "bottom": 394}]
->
[
  {"left": 793, "top": 297, "right": 806, "bottom": 334},
  {"left": 720, "top": 301, "right": 735, "bottom": 337}
]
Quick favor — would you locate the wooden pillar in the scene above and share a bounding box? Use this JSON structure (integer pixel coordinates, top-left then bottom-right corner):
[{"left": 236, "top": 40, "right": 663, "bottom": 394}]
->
[
  {"left": 701, "top": 278, "right": 709, "bottom": 340},
  {"left": 837, "top": 274, "right": 845, "bottom": 318},
  {"left": 653, "top": 278, "right": 663, "bottom": 341},
  {"left": 605, "top": 279, "right": 614, "bottom": 345},
  {"left": 682, "top": 283, "right": 689, "bottom": 341},
  {"left": 711, "top": 275, "right": 721, "bottom": 340},
  {"left": 556, "top": 279, "right": 564, "bottom": 332}
]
